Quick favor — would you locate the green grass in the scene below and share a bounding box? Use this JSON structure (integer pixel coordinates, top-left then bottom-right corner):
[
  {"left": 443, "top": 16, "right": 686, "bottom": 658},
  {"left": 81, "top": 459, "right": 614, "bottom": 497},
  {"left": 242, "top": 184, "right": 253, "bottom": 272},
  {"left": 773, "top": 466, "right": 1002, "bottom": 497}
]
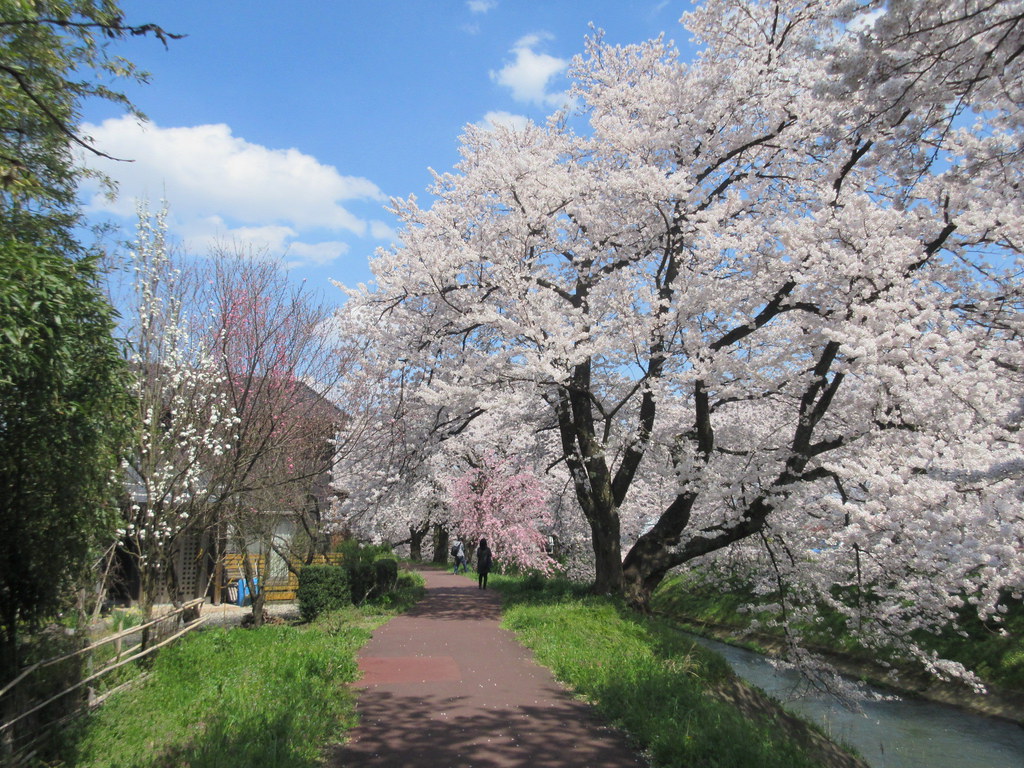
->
[
  {"left": 60, "top": 572, "right": 425, "bottom": 768},
  {"left": 492, "top": 574, "right": 830, "bottom": 768},
  {"left": 651, "top": 570, "right": 1024, "bottom": 692},
  {"left": 912, "top": 603, "right": 1024, "bottom": 691}
]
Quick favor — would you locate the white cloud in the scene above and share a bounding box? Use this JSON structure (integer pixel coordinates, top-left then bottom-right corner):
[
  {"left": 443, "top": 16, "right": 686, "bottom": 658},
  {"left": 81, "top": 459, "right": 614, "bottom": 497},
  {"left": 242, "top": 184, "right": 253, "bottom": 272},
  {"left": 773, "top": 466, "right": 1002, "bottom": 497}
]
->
[
  {"left": 369, "top": 220, "right": 398, "bottom": 241},
  {"left": 467, "top": 0, "right": 497, "bottom": 13},
  {"left": 490, "top": 33, "right": 568, "bottom": 107},
  {"left": 195, "top": 221, "right": 298, "bottom": 252},
  {"left": 78, "top": 117, "right": 388, "bottom": 267},
  {"left": 286, "top": 240, "right": 352, "bottom": 266},
  {"left": 179, "top": 216, "right": 351, "bottom": 269},
  {"left": 478, "top": 110, "right": 532, "bottom": 131}
]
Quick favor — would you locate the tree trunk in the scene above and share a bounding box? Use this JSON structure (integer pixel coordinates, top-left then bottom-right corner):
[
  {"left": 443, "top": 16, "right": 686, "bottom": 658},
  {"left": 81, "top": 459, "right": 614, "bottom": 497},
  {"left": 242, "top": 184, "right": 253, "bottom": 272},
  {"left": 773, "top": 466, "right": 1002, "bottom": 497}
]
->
[
  {"left": 588, "top": 512, "right": 624, "bottom": 594},
  {"left": 409, "top": 523, "right": 428, "bottom": 562},
  {"left": 249, "top": 546, "right": 271, "bottom": 628},
  {"left": 620, "top": 494, "right": 699, "bottom": 611},
  {"left": 1, "top": 616, "right": 18, "bottom": 686},
  {"left": 432, "top": 524, "right": 449, "bottom": 565},
  {"left": 621, "top": 556, "right": 668, "bottom": 613},
  {"left": 555, "top": 373, "right": 630, "bottom": 598},
  {"left": 138, "top": 559, "right": 158, "bottom": 623}
]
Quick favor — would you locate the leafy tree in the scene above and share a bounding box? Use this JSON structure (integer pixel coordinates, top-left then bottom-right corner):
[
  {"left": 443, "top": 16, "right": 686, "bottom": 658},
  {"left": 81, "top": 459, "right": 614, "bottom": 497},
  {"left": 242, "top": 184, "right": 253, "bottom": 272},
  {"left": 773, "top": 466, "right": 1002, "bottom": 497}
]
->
[
  {"left": 0, "top": 0, "right": 174, "bottom": 674},
  {"left": 338, "top": 0, "right": 1024, "bottom": 686},
  {"left": 0, "top": 245, "right": 130, "bottom": 673},
  {"left": 0, "top": 0, "right": 179, "bottom": 248}
]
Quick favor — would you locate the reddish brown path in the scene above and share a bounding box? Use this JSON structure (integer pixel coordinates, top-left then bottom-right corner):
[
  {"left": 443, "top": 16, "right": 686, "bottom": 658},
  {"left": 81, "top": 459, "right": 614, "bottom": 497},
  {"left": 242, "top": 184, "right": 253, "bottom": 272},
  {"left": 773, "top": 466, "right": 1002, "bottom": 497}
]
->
[{"left": 328, "top": 568, "right": 647, "bottom": 768}]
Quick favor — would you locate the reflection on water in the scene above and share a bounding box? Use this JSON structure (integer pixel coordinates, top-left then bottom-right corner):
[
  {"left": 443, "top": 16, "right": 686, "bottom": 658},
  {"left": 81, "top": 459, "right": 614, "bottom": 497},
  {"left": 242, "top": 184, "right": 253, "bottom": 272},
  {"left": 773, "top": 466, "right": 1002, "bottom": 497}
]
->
[{"left": 692, "top": 635, "right": 1024, "bottom": 768}]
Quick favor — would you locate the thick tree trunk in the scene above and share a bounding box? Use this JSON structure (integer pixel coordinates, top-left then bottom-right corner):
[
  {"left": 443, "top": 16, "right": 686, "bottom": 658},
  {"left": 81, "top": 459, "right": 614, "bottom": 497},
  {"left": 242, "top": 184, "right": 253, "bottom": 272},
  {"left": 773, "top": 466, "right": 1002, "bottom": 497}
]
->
[
  {"left": 555, "top": 367, "right": 636, "bottom": 599},
  {"left": 431, "top": 524, "right": 449, "bottom": 565},
  {"left": 620, "top": 493, "right": 698, "bottom": 610},
  {"left": 409, "top": 523, "right": 428, "bottom": 562},
  {"left": 588, "top": 513, "right": 625, "bottom": 594},
  {"left": 621, "top": 557, "right": 668, "bottom": 613}
]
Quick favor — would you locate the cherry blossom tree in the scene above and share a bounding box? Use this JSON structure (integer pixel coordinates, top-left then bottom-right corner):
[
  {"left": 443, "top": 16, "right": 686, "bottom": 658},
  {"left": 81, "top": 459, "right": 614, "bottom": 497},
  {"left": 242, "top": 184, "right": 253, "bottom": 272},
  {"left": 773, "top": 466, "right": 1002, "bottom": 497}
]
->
[
  {"left": 339, "top": 0, "right": 1024, "bottom": 683},
  {"left": 447, "top": 450, "right": 555, "bottom": 573},
  {"left": 326, "top": 303, "right": 491, "bottom": 556},
  {"left": 326, "top": 309, "right": 576, "bottom": 565}
]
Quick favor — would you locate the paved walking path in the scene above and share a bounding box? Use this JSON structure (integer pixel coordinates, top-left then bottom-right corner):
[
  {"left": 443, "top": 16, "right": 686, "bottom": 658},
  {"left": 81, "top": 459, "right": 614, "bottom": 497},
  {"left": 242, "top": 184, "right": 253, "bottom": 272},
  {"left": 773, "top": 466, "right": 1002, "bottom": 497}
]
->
[{"left": 328, "top": 568, "right": 647, "bottom": 768}]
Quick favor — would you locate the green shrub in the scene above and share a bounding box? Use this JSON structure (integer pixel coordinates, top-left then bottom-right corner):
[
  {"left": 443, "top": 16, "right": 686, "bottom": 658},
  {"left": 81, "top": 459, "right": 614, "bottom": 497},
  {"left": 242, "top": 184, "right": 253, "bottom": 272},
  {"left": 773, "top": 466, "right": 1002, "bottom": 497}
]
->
[
  {"left": 333, "top": 540, "right": 398, "bottom": 604},
  {"left": 296, "top": 565, "right": 350, "bottom": 621},
  {"left": 347, "top": 562, "right": 375, "bottom": 604},
  {"left": 334, "top": 538, "right": 393, "bottom": 563},
  {"left": 373, "top": 559, "right": 399, "bottom": 595}
]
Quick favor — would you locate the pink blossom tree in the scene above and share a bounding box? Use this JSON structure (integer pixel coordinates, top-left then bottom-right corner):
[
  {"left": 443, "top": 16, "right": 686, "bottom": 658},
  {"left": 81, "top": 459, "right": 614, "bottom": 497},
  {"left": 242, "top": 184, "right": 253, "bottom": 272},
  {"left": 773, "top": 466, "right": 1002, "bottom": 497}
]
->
[
  {"left": 447, "top": 451, "right": 556, "bottom": 574},
  {"left": 119, "top": 214, "right": 349, "bottom": 623}
]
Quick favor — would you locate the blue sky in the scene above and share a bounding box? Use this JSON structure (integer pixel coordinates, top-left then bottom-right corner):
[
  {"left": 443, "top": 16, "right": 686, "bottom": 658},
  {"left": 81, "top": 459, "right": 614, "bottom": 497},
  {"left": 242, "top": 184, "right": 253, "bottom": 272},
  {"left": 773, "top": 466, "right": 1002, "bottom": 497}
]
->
[{"left": 80, "top": 1, "right": 692, "bottom": 304}]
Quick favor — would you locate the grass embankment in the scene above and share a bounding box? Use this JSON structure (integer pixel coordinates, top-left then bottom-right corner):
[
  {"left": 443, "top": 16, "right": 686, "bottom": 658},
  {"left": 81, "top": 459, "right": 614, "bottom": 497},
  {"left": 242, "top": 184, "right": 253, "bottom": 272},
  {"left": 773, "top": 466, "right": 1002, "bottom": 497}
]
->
[
  {"left": 492, "top": 574, "right": 865, "bottom": 768},
  {"left": 651, "top": 570, "right": 1024, "bottom": 695},
  {"left": 60, "top": 572, "right": 424, "bottom": 768}
]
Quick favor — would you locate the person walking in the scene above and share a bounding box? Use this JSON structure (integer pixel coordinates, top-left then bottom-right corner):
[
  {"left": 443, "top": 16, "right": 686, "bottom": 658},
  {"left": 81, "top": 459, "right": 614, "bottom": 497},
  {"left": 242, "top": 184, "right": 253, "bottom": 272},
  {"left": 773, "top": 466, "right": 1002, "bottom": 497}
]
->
[
  {"left": 452, "top": 539, "right": 468, "bottom": 574},
  {"left": 476, "top": 538, "right": 493, "bottom": 589}
]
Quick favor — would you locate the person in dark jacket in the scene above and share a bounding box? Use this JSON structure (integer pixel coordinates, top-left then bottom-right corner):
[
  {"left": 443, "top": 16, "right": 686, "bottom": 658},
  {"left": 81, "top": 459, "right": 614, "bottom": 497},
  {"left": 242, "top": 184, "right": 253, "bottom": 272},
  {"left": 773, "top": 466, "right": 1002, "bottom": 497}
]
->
[{"left": 476, "top": 538, "right": 493, "bottom": 589}]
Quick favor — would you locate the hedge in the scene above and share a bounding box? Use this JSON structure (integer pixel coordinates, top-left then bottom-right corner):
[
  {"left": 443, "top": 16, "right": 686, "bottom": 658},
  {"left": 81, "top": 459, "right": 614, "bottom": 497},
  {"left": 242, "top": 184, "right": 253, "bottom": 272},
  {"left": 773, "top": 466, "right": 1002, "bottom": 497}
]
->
[{"left": 296, "top": 565, "right": 350, "bottom": 621}]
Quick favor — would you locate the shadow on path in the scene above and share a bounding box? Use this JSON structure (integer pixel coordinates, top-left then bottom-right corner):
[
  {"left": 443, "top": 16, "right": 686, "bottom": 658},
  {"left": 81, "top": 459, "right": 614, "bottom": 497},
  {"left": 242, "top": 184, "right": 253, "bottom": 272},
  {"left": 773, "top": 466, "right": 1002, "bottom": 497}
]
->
[
  {"left": 327, "top": 570, "right": 646, "bottom": 768},
  {"left": 340, "top": 690, "right": 642, "bottom": 768}
]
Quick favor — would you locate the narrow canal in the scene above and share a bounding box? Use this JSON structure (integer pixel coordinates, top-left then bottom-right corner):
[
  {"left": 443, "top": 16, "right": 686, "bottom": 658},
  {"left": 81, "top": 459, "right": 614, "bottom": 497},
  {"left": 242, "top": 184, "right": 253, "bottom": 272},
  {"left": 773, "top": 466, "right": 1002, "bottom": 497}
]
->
[{"left": 692, "top": 635, "right": 1024, "bottom": 767}]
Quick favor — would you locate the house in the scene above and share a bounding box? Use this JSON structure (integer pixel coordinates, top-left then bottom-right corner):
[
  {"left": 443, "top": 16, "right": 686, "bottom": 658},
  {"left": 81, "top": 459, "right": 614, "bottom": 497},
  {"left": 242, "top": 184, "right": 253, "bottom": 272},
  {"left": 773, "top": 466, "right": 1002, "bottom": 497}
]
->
[{"left": 111, "top": 376, "right": 344, "bottom": 606}]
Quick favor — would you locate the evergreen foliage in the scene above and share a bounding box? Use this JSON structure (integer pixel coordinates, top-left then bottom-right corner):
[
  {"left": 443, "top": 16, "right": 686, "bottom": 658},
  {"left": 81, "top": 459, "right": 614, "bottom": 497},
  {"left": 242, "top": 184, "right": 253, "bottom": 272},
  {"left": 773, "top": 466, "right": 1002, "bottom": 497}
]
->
[
  {"left": 0, "top": 0, "right": 177, "bottom": 248},
  {"left": 0, "top": 0, "right": 175, "bottom": 673},
  {"left": 296, "top": 565, "right": 350, "bottom": 621},
  {"left": 334, "top": 540, "right": 397, "bottom": 604},
  {"left": 0, "top": 245, "right": 130, "bottom": 668}
]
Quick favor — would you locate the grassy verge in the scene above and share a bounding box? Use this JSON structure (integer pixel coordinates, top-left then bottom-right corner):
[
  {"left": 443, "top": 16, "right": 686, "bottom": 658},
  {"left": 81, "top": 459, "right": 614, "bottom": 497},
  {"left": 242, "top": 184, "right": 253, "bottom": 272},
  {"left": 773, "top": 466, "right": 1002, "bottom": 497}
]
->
[
  {"left": 651, "top": 570, "right": 1024, "bottom": 693},
  {"left": 58, "top": 572, "right": 424, "bottom": 768},
  {"left": 492, "top": 573, "right": 862, "bottom": 768}
]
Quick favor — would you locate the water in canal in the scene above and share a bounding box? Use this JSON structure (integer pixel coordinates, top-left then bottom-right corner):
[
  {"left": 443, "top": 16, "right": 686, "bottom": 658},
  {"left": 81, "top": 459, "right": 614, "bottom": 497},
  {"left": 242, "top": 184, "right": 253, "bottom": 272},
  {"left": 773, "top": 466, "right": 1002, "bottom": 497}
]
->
[{"left": 692, "top": 635, "right": 1024, "bottom": 768}]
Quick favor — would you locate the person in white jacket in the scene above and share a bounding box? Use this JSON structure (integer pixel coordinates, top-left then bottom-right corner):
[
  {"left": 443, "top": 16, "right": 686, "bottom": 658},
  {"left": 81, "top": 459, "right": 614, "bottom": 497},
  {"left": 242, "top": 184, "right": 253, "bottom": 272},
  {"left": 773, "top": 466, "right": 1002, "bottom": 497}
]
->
[{"left": 452, "top": 539, "right": 468, "bottom": 574}]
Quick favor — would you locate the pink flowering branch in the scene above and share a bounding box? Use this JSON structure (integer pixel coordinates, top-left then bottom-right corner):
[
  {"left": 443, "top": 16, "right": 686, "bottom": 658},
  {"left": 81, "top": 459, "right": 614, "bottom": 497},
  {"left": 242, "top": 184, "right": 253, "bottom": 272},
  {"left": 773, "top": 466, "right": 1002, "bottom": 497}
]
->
[{"left": 447, "top": 451, "right": 557, "bottom": 574}]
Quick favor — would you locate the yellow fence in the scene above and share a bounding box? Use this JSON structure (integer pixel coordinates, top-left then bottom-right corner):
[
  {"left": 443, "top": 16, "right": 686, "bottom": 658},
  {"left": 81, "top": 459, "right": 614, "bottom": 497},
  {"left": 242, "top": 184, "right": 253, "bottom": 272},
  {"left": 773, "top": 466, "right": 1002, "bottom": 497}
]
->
[{"left": 223, "top": 553, "right": 344, "bottom": 602}]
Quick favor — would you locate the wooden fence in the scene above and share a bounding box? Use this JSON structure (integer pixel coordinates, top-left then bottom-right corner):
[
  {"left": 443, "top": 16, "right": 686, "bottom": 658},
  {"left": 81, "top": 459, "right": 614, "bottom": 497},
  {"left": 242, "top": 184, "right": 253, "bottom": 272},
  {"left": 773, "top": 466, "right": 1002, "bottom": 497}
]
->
[{"left": 0, "top": 598, "right": 206, "bottom": 765}]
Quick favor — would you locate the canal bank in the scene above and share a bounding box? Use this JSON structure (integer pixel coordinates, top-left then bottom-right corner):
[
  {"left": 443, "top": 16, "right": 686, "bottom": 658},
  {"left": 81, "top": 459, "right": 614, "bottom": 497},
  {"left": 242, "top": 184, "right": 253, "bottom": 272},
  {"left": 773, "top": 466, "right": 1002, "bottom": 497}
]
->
[
  {"left": 690, "top": 632, "right": 1024, "bottom": 768},
  {"left": 677, "top": 617, "right": 1024, "bottom": 727}
]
